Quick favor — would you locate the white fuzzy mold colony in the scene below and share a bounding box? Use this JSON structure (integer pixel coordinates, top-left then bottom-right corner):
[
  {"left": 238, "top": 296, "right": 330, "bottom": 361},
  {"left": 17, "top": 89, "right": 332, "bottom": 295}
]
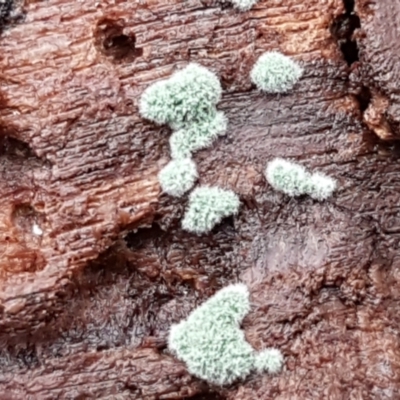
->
[
  {"left": 140, "top": 64, "right": 231, "bottom": 200},
  {"left": 158, "top": 158, "right": 198, "bottom": 197},
  {"left": 182, "top": 186, "right": 240, "bottom": 234},
  {"left": 251, "top": 52, "right": 303, "bottom": 93},
  {"left": 140, "top": 63, "right": 227, "bottom": 160},
  {"left": 231, "top": 0, "right": 259, "bottom": 11},
  {"left": 265, "top": 158, "right": 336, "bottom": 200},
  {"left": 168, "top": 283, "right": 284, "bottom": 385}
]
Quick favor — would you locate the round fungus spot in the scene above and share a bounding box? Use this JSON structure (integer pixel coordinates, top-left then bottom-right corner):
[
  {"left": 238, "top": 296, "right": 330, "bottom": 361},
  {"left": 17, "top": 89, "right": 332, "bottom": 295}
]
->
[
  {"left": 250, "top": 51, "right": 303, "bottom": 93},
  {"left": 158, "top": 158, "right": 198, "bottom": 197}
]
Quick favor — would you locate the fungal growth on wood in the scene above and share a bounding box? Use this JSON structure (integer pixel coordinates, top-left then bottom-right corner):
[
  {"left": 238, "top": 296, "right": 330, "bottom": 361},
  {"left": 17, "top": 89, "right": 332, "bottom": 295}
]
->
[
  {"left": 265, "top": 158, "right": 336, "bottom": 200},
  {"left": 2, "top": 0, "right": 400, "bottom": 398},
  {"left": 139, "top": 63, "right": 224, "bottom": 138},
  {"left": 158, "top": 158, "right": 198, "bottom": 197},
  {"left": 140, "top": 63, "right": 237, "bottom": 232},
  {"left": 170, "top": 111, "right": 227, "bottom": 160},
  {"left": 168, "top": 284, "right": 284, "bottom": 385},
  {"left": 230, "top": 0, "right": 259, "bottom": 11},
  {"left": 182, "top": 186, "right": 240, "bottom": 234},
  {"left": 250, "top": 52, "right": 303, "bottom": 93}
]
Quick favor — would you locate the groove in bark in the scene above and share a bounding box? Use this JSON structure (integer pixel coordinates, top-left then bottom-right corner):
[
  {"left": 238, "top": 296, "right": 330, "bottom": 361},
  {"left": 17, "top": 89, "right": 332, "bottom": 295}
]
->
[
  {"left": 94, "top": 17, "right": 143, "bottom": 61},
  {"left": 331, "top": 0, "right": 361, "bottom": 66}
]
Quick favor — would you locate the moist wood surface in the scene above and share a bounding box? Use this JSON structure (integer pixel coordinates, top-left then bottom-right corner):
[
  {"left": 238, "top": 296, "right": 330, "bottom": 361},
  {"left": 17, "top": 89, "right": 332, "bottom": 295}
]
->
[{"left": 1, "top": 0, "right": 400, "bottom": 399}]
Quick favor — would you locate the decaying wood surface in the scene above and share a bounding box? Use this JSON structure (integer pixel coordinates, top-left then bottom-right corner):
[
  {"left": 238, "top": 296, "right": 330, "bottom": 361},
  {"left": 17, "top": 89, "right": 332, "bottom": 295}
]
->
[{"left": 1, "top": 0, "right": 400, "bottom": 398}]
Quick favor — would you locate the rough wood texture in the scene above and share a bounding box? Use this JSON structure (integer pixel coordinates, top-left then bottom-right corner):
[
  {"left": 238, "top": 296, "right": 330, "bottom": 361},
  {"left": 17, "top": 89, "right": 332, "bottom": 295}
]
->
[
  {"left": 355, "top": 0, "right": 400, "bottom": 140},
  {"left": 0, "top": 347, "right": 206, "bottom": 399},
  {"left": 1, "top": 0, "right": 400, "bottom": 398}
]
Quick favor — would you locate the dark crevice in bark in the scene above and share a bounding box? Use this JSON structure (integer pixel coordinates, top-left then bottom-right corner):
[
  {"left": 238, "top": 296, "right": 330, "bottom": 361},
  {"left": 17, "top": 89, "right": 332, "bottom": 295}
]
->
[
  {"left": 0, "top": 0, "right": 12, "bottom": 17},
  {"left": 0, "top": 92, "right": 47, "bottom": 165},
  {"left": 124, "top": 223, "right": 165, "bottom": 251},
  {"left": 185, "top": 392, "right": 226, "bottom": 400},
  {"left": 0, "top": 133, "right": 51, "bottom": 172},
  {"left": 0, "top": 0, "right": 25, "bottom": 33},
  {"left": 0, "top": 0, "right": 13, "bottom": 28},
  {"left": 199, "top": 0, "right": 234, "bottom": 10},
  {"left": 332, "top": 1, "right": 373, "bottom": 116},
  {"left": 94, "top": 17, "right": 143, "bottom": 61},
  {"left": 0, "top": 135, "right": 37, "bottom": 160},
  {"left": 357, "top": 85, "right": 372, "bottom": 112},
  {"left": 331, "top": 0, "right": 361, "bottom": 66}
]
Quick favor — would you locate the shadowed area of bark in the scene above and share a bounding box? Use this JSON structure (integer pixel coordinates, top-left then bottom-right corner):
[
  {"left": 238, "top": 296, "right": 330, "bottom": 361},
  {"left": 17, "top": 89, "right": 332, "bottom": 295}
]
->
[{"left": 0, "top": 0, "right": 400, "bottom": 398}]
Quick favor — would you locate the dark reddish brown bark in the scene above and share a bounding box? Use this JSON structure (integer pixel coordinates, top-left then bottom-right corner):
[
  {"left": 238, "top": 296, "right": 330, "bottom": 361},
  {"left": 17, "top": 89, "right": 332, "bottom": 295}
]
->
[
  {"left": 0, "top": 347, "right": 207, "bottom": 399},
  {"left": 0, "top": 0, "right": 400, "bottom": 398},
  {"left": 354, "top": 0, "right": 400, "bottom": 140}
]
